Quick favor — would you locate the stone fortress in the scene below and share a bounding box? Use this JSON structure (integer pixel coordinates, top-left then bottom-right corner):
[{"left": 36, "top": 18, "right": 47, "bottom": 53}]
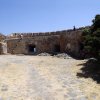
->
[{"left": 0, "top": 26, "right": 89, "bottom": 57}]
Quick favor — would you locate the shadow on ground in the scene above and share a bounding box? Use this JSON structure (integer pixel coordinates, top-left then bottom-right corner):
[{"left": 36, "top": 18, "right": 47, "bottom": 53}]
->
[{"left": 77, "top": 59, "right": 100, "bottom": 84}]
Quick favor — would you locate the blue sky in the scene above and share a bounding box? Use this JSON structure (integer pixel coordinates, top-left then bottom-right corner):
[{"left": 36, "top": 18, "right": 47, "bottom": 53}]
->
[{"left": 0, "top": 0, "right": 100, "bottom": 34}]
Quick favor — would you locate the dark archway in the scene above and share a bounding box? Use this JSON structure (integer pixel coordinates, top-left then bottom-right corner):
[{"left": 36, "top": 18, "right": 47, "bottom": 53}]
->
[
  {"left": 28, "top": 44, "right": 36, "bottom": 53},
  {"left": 54, "top": 44, "right": 60, "bottom": 52},
  {"left": 79, "top": 43, "right": 84, "bottom": 50}
]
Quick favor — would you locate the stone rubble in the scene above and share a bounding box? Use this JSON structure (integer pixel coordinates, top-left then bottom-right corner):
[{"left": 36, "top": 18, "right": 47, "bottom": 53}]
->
[
  {"left": 54, "top": 53, "right": 72, "bottom": 59},
  {"left": 38, "top": 52, "right": 51, "bottom": 56},
  {"left": 38, "top": 52, "right": 72, "bottom": 59}
]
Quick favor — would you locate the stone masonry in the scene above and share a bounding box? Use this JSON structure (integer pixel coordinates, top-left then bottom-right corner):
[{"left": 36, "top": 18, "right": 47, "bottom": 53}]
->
[{"left": 0, "top": 26, "right": 89, "bottom": 56}]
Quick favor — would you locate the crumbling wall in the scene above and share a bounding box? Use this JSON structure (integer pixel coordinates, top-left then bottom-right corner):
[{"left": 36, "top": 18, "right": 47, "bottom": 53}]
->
[
  {"left": 60, "top": 30, "right": 82, "bottom": 57},
  {"left": 6, "top": 35, "right": 60, "bottom": 54},
  {"left": 5, "top": 27, "right": 87, "bottom": 56},
  {"left": 7, "top": 39, "right": 22, "bottom": 54}
]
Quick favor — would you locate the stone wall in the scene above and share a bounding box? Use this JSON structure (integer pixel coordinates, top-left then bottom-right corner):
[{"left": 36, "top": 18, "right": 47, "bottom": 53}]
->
[
  {"left": 1, "top": 26, "right": 89, "bottom": 56},
  {"left": 60, "top": 30, "right": 82, "bottom": 57},
  {"left": 6, "top": 35, "right": 60, "bottom": 54},
  {"left": 0, "top": 43, "right": 3, "bottom": 54}
]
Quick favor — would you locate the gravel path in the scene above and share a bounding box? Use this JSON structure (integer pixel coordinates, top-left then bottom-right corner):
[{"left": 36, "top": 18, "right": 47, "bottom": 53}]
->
[{"left": 0, "top": 55, "right": 100, "bottom": 100}]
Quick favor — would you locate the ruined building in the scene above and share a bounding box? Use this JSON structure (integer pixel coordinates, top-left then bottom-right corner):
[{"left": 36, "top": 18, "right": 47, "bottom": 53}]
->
[{"left": 0, "top": 27, "right": 89, "bottom": 57}]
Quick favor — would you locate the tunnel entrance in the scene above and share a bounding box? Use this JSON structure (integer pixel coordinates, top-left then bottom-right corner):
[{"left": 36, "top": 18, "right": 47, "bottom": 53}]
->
[
  {"left": 79, "top": 43, "right": 84, "bottom": 50},
  {"left": 28, "top": 45, "right": 36, "bottom": 53},
  {"left": 54, "top": 45, "right": 60, "bottom": 52}
]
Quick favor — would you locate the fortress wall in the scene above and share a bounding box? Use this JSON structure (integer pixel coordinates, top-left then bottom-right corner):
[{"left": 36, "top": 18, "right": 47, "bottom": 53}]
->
[
  {"left": 6, "top": 30, "right": 82, "bottom": 56},
  {"left": 7, "top": 35, "right": 60, "bottom": 54},
  {"left": 31, "top": 35, "right": 60, "bottom": 54},
  {"left": 60, "top": 30, "right": 82, "bottom": 56},
  {"left": 4, "top": 26, "right": 88, "bottom": 56},
  {"left": 7, "top": 39, "right": 22, "bottom": 54}
]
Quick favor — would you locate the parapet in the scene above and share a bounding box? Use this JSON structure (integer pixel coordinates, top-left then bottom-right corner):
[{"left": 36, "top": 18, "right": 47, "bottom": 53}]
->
[{"left": 3, "top": 26, "right": 90, "bottom": 39}]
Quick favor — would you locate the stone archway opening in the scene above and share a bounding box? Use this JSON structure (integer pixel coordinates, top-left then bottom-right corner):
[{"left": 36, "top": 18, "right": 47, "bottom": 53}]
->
[
  {"left": 54, "top": 44, "right": 60, "bottom": 52},
  {"left": 79, "top": 43, "right": 84, "bottom": 50},
  {"left": 28, "top": 44, "right": 36, "bottom": 53}
]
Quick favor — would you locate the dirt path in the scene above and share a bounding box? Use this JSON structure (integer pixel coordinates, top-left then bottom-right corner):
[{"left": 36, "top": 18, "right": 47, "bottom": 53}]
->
[{"left": 0, "top": 55, "right": 100, "bottom": 100}]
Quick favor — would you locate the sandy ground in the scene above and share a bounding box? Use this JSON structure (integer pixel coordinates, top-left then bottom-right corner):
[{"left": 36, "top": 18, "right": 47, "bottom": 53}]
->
[{"left": 0, "top": 55, "right": 100, "bottom": 100}]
